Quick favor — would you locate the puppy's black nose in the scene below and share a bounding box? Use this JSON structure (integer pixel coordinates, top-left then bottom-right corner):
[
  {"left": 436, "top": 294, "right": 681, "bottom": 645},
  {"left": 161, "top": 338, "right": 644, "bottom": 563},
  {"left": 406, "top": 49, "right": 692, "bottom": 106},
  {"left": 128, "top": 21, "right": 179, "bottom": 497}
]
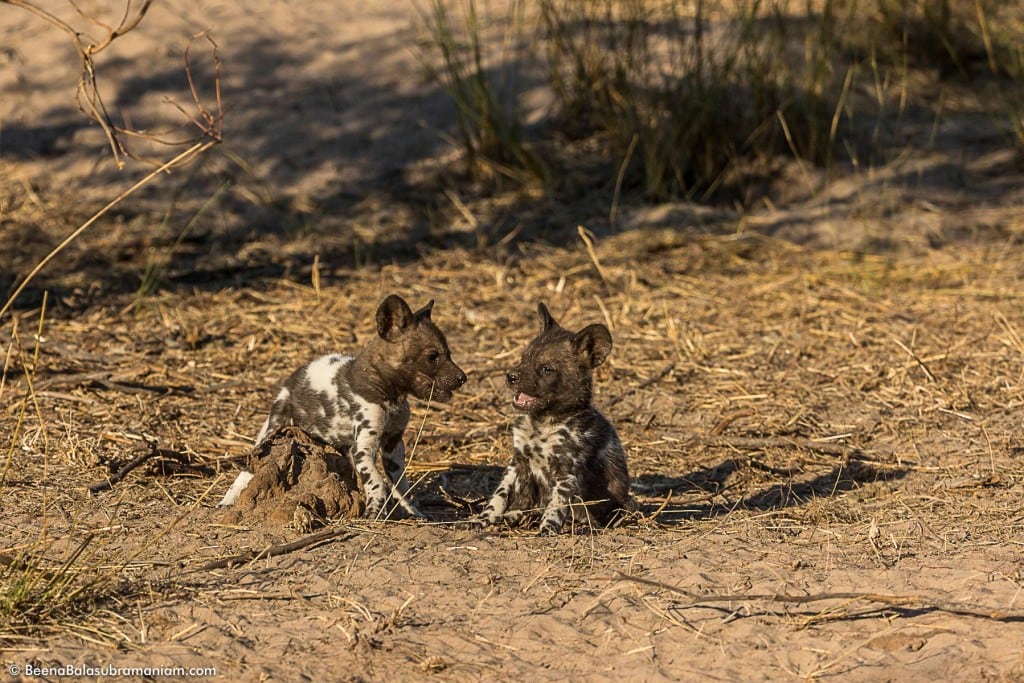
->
[
  {"left": 455, "top": 370, "right": 467, "bottom": 387},
  {"left": 506, "top": 371, "right": 518, "bottom": 387}
]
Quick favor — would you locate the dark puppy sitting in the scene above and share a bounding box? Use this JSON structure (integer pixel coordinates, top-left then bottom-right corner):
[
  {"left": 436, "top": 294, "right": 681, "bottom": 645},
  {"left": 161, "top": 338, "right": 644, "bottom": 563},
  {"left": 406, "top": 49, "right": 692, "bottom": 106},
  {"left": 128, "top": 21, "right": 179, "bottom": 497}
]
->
[
  {"left": 218, "top": 294, "right": 466, "bottom": 519},
  {"left": 480, "top": 303, "right": 633, "bottom": 534}
]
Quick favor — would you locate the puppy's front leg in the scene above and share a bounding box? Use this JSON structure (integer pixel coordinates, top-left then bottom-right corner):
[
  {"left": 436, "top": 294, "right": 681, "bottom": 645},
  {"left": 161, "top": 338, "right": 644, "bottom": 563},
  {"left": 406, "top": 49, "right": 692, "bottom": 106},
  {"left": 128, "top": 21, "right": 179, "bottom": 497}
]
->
[
  {"left": 351, "top": 409, "right": 394, "bottom": 519},
  {"left": 382, "top": 437, "right": 412, "bottom": 495},
  {"left": 539, "top": 474, "right": 580, "bottom": 535},
  {"left": 381, "top": 437, "right": 425, "bottom": 519},
  {"left": 480, "top": 463, "right": 518, "bottom": 525}
]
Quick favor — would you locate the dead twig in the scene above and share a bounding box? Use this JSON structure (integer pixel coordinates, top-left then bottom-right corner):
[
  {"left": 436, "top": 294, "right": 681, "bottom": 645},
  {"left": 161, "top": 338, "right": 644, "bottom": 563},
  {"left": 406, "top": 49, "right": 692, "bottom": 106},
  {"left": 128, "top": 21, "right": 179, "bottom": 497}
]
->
[
  {"left": 0, "top": 5, "right": 223, "bottom": 321},
  {"left": 89, "top": 441, "right": 161, "bottom": 493},
  {"left": 437, "top": 471, "right": 484, "bottom": 512},
  {"left": 614, "top": 573, "right": 1024, "bottom": 621},
  {"left": 6, "top": 371, "right": 195, "bottom": 401},
  {"left": 196, "top": 528, "right": 357, "bottom": 571},
  {"left": 210, "top": 591, "right": 324, "bottom": 601},
  {"left": 163, "top": 32, "right": 224, "bottom": 144},
  {"left": 2, "top": 1, "right": 222, "bottom": 166}
]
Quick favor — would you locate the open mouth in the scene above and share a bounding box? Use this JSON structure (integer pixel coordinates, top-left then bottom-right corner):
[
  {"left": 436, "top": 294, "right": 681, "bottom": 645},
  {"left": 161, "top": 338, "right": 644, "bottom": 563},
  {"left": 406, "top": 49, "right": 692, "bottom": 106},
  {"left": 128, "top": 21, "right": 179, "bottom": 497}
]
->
[{"left": 513, "top": 392, "right": 538, "bottom": 409}]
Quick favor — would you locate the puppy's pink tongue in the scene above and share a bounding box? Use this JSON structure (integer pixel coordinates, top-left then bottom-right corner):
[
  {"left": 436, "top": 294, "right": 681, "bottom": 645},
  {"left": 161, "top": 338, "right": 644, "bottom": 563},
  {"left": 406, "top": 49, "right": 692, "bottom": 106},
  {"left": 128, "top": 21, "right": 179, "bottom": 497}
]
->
[{"left": 513, "top": 392, "right": 536, "bottom": 408}]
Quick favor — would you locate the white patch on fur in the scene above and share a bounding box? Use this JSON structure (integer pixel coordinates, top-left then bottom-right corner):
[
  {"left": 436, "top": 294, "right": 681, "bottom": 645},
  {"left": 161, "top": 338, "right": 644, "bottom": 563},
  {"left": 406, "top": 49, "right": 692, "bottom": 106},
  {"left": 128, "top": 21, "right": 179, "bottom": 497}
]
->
[
  {"left": 217, "top": 470, "right": 254, "bottom": 507},
  {"left": 529, "top": 459, "right": 551, "bottom": 485},
  {"left": 253, "top": 418, "right": 271, "bottom": 448},
  {"left": 305, "top": 354, "right": 347, "bottom": 399}
]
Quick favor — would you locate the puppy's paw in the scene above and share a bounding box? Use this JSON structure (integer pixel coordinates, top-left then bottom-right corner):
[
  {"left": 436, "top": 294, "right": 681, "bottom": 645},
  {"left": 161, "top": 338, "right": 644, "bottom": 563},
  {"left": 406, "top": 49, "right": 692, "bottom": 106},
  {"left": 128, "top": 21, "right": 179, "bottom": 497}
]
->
[
  {"left": 364, "top": 500, "right": 385, "bottom": 520},
  {"left": 537, "top": 522, "right": 562, "bottom": 536},
  {"left": 471, "top": 513, "right": 496, "bottom": 527},
  {"left": 403, "top": 505, "right": 430, "bottom": 522},
  {"left": 502, "top": 510, "right": 525, "bottom": 527}
]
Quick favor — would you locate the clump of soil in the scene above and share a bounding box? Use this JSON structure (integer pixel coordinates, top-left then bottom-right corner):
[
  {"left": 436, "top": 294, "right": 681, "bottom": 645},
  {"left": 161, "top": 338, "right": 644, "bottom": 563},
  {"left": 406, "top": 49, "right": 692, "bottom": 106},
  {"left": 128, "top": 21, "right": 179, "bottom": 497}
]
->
[{"left": 224, "top": 426, "right": 364, "bottom": 531}]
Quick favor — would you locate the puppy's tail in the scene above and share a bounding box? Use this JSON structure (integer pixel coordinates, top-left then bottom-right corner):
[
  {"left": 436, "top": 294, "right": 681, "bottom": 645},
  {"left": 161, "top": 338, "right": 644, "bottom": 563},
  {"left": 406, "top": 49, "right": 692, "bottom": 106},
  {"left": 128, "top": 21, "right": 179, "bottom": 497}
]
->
[
  {"left": 217, "top": 471, "right": 254, "bottom": 507},
  {"left": 217, "top": 415, "right": 276, "bottom": 508}
]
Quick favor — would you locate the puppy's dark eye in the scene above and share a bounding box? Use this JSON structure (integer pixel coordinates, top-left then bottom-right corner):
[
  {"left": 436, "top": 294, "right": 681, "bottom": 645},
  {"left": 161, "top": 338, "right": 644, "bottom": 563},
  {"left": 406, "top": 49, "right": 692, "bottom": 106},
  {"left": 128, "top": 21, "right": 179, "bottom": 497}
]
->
[
  {"left": 426, "top": 350, "right": 441, "bottom": 364},
  {"left": 540, "top": 365, "right": 555, "bottom": 375}
]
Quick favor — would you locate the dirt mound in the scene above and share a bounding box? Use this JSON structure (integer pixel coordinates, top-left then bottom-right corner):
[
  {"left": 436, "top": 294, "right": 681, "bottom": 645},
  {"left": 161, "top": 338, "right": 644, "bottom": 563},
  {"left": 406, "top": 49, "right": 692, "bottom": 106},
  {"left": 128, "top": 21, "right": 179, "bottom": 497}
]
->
[{"left": 224, "top": 426, "right": 364, "bottom": 531}]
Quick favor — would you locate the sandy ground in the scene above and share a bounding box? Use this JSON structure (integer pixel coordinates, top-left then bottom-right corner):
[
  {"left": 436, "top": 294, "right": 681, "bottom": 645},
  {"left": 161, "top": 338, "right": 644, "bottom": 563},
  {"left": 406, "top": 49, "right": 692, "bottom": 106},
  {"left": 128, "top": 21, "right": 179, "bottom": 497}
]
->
[{"left": 2, "top": 1, "right": 1024, "bottom": 681}]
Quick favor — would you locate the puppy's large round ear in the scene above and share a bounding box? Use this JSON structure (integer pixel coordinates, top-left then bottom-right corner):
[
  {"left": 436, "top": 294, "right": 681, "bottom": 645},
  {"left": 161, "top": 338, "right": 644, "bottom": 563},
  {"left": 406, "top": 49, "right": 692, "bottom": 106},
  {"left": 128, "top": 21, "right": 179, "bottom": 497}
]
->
[
  {"left": 537, "top": 302, "right": 557, "bottom": 333},
  {"left": 573, "top": 324, "right": 613, "bottom": 368},
  {"left": 377, "top": 294, "right": 414, "bottom": 341},
  {"left": 413, "top": 299, "right": 434, "bottom": 322}
]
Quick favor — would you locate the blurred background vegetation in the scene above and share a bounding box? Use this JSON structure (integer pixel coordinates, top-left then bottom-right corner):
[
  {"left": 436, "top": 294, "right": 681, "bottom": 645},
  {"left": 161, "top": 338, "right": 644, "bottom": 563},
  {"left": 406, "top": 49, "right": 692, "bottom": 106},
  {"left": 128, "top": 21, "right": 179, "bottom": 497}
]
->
[{"left": 419, "top": 0, "right": 1024, "bottom": 205}]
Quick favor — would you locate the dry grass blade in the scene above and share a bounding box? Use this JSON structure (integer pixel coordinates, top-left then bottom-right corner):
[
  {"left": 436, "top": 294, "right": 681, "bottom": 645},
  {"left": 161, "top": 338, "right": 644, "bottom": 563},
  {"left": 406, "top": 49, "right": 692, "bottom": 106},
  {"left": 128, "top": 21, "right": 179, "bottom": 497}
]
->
[
  {"left": 577, "top": 225, "right": 612, "bottom": 288},
  {"left": 1, "top": 293, "right": 48, "bottom": 485}
]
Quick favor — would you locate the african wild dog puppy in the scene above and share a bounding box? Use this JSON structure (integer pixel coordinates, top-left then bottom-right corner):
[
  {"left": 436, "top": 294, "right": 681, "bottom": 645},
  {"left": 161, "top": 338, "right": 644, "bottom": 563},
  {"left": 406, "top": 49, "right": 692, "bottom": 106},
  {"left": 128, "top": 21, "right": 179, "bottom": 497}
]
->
[
  {"left": 217, "top": 294, "right": 467, "bottom": 519},
  {"left": 479, "top": 303, "right": 634, "bottom": 534}
]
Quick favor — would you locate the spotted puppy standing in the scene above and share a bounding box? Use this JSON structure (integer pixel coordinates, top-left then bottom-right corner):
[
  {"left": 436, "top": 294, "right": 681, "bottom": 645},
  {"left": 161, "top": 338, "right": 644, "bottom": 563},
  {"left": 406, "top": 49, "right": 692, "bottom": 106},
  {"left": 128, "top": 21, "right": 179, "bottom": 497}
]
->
[
  {"left": 218, "top": 294, "right": 467, "bottom": 519},
  {"left": 480, "top": 303, "right": 634, "bottom": 534}
]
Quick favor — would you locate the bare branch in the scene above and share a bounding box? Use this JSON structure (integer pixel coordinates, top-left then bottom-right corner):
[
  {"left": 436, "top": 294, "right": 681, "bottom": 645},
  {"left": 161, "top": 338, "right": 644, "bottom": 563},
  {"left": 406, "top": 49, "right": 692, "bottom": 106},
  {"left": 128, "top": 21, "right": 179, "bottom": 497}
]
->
[
  {"left": 1, "top": 0, "right": 220, "bottom": 168},
  {"left": 196, "top": 529, "right": 358, "bottom": 572}
]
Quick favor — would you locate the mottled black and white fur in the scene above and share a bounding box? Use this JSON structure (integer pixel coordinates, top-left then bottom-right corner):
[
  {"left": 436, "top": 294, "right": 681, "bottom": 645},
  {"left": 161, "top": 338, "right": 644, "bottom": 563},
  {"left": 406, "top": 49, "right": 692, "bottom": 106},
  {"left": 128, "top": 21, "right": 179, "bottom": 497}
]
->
[
  {"left": 480, "top": 303, "right": 633, "bottom": 534},
  {"left": 218, "top": 294, "right": 466, "bottom": 519}
]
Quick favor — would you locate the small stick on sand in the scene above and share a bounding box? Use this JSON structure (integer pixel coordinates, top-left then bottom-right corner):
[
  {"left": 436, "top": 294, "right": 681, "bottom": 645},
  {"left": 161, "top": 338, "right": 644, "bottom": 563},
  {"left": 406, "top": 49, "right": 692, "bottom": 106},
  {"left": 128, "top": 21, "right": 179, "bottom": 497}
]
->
[
  {"left": 197, "top": 528, "right": 356, "bottom": 571},
  {"left": 88, "top": 441, "right": 161, "bottom": 493}
]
